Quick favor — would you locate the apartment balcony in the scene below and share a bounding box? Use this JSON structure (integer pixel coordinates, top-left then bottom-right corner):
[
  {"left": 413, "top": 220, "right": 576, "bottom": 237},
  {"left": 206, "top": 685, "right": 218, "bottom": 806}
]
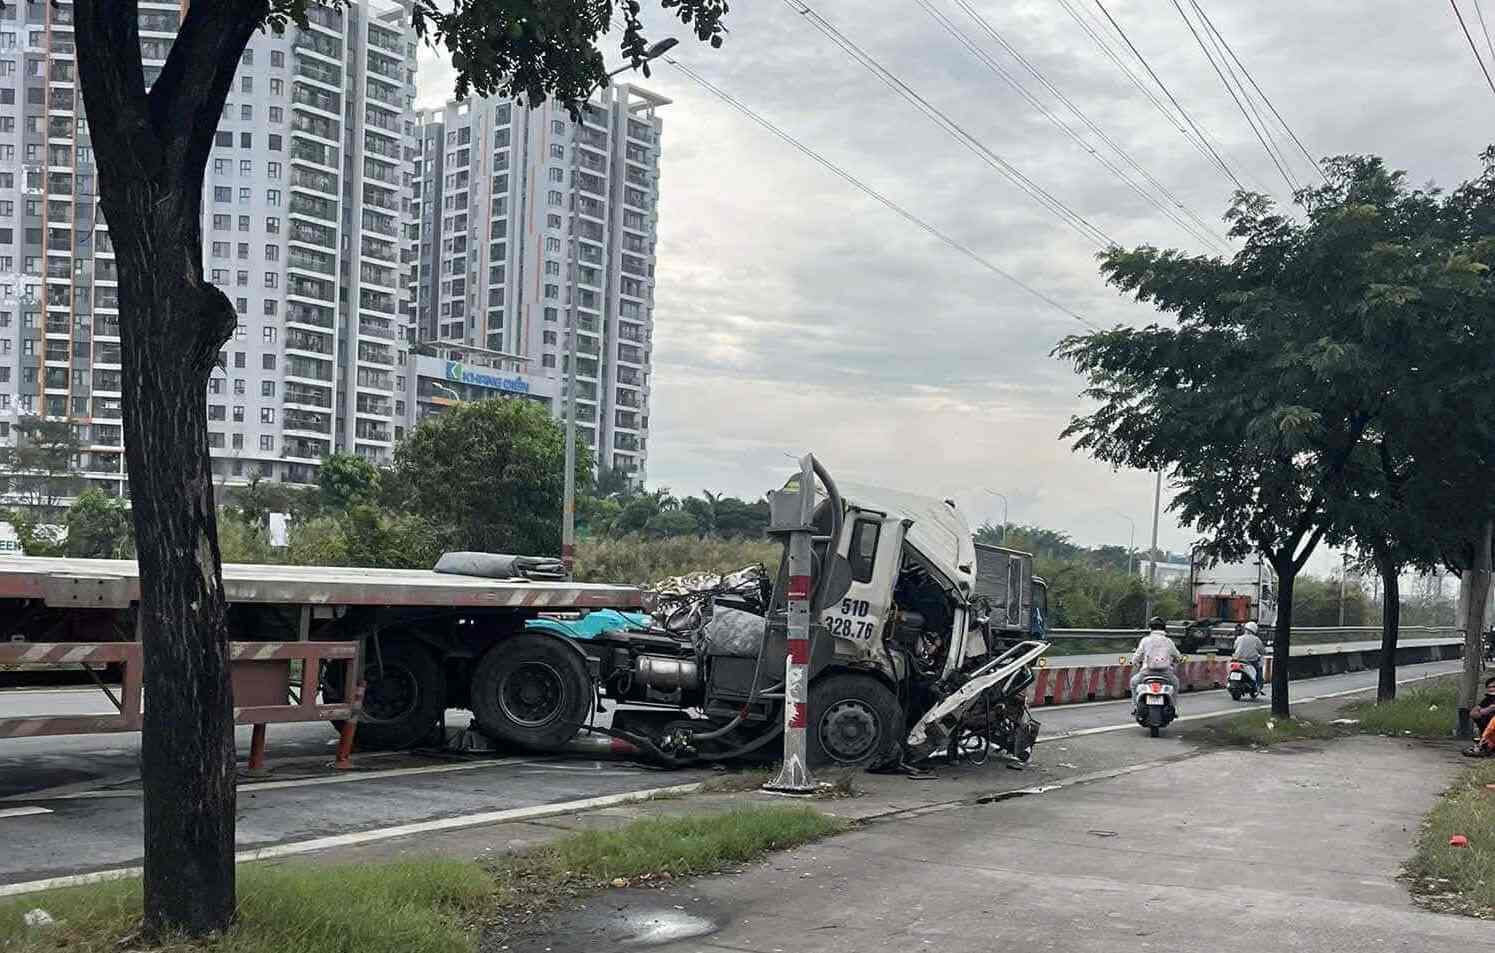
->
[
  {"left": 290, "top": 139, "right": 340, "bottom": 170},
  {"left": 290, "top": 111, "right": 340, "bottom": 144},
  {"left": 285, "top": 355, "right": 335, "bottom": 383},
  {"left": 291, "top": 84, "right": 342, "bottom": 118},
  {"left": 289, "top": 220, "right": 337, "bottom": 250},
  {"left": 284, "top": 381, "right": 334, "bottom": 409},
  {"left": 286, "top": 302, "right": 335, "bottom": 330},
  {"left": 290, "top": 166, "right": 339, "bottom": 197},
  {"left": 285, "top": 328, "right": 334, "bottom": 356}
]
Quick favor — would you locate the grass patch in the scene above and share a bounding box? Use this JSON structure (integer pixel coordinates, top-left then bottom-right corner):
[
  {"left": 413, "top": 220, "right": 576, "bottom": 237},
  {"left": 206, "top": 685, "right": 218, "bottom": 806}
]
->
[
  {"left": 1197, "top": 711, "right": 1347, "bottom": 747},
  {"left": 0, "top": 859, "right": 494, "bottom": 953},
  {"left": 1405, "top": 760, "right": 1495, "bottom": 920},
  {"left": 1346, "top": 680, "right": 1459, "bottom": 738}
]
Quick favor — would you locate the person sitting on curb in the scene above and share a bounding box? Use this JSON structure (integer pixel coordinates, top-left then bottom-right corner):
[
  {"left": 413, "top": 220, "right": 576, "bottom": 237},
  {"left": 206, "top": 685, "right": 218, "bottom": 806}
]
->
[{"left": 1463, "top": 676, "right": 1495, "bottom": 758}]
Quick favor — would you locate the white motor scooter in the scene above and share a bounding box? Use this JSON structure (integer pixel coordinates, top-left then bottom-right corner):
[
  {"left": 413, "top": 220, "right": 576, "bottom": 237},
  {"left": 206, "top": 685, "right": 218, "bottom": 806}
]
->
[{"left": 1131, "top": 671, "right": 1178, "bottom": 737}]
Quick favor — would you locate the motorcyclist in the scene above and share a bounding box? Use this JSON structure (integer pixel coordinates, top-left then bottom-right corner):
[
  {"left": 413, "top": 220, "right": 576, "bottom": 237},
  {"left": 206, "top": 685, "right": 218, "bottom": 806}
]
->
[
  {"left": 1131, "top": 617, "right": 1183, "bottom": 702},
  {"left": 1232, "top": 620, "right": 1266, "bottom": 695}
]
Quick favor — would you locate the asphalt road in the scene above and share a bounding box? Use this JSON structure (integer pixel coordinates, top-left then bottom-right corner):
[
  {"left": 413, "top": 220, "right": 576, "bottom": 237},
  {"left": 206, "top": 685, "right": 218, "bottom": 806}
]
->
[{"left": 0, "top": 658, "right": 1465, "bottom": 889}]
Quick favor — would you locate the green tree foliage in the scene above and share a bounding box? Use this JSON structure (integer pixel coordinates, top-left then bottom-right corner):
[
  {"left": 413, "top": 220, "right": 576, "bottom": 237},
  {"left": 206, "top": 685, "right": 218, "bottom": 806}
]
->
[
  {"left": 1056, "top": 153, "right": 1495, "bottom": 714},
  {"left": 0, "top": 417, "right": 81, "bottom": 518},
  {"left": 387, "top": 398, "right": 592, "bottom": 556},
  {"left": 318, "top": 452, "right": 382, "bottom": 512},
  {"left": 63, "top": 490, "right": 135, "bottom": 559}
]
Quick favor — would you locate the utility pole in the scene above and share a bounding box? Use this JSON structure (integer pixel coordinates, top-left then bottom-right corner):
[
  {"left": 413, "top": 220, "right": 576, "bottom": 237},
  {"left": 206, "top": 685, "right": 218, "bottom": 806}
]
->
[
  {"left": 1338, "top": 553, "right": 1348, "bottom": 627},
  {"left": 983, "top": 489, "right": 1008, "bottom": 544},
  {"left": 1143, "top": 469, "right": 1161, "bottom": 622}
]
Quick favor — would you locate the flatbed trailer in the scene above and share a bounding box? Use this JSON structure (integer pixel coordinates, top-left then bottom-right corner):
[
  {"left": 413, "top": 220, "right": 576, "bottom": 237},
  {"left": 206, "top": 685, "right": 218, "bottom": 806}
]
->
[{"left": 0, "top": 557, "right": 645, "bottom": 750}]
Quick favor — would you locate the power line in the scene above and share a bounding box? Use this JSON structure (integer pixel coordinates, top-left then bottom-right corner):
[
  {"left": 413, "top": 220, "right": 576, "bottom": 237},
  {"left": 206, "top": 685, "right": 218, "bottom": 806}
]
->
[
  {"left": 1170, "top": 0, "right": 1298, "bottom": 196},
  {"left": 1451, "top": 0, "right": 1495, "bottom": 99},
  {"left": 783, "top": 0, "right": 1116, "bottom": 248},
  {"left": 1088, "top": 0, "right": 1246, "bottom": 192},
  {"left": 663, "top": 57, "right": 1100, "bottom": 330},
  {"left": 1477, "top": 0, "right": 1495, "bottom": 70},
  {"left": 1187, "top": 0, "right": 1324, "bottom": 180},
  {"left": 920, "top": 0, "right": 1230, "bottom": 252}
]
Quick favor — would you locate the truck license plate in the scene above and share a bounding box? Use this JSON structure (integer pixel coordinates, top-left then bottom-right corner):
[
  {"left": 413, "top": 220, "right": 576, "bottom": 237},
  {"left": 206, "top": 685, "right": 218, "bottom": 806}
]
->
[
  {"left": 1145, "top": 695, "right": 1166, "bottom": 705},
  {"left": 1229, "top": 672, "right": 1243, "bottom": 680}
]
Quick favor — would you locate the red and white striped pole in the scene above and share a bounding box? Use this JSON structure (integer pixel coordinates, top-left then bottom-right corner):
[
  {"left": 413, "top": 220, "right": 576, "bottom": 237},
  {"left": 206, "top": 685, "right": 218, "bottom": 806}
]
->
[{"left": 765, "top": 455, "right": 818, "bottom": 794}]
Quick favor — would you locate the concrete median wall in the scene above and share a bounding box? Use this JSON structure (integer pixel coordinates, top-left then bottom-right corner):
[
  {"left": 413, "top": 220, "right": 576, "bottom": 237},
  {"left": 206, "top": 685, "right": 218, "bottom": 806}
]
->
[{"left": 1030, "top": 640, "right": 1465, "bottom": 707}]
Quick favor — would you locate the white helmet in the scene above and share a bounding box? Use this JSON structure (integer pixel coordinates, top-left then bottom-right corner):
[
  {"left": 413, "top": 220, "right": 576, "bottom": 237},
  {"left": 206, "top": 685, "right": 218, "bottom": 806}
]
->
[{"left": 1244, "top": 621, "right": 1259, "bottom": 635}]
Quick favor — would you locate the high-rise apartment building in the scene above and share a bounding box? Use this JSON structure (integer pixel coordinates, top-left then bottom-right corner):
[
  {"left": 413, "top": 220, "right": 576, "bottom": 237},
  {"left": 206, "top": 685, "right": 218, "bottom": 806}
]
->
[
  {"left": 0, "top": 0, "right": 418, "bottom": 496},
  {"left": 410, "top": 84, "right": 665, "bottom": 481}
]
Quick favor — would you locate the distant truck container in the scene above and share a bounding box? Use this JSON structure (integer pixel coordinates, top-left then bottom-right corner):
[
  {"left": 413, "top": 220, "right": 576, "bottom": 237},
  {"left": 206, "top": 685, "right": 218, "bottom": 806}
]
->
[{"left": 1182, "top": 553, "right": 1278, "bottom": 653}]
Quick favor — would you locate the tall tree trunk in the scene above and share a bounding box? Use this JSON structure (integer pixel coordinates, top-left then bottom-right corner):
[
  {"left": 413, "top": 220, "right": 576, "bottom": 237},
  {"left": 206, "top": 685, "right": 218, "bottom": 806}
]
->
[
  {"left": 76, "top": 0, "right": 265, "bottom": 935},
  {"left": 1375, "top": 545, "right": 1400, "bottom": 703},
  {"left": 1271, "top": 564, "right": 1295, "bottom": 717},
  {"left": 1458, "top": 521, "right": 1493, "bottom": 738}
]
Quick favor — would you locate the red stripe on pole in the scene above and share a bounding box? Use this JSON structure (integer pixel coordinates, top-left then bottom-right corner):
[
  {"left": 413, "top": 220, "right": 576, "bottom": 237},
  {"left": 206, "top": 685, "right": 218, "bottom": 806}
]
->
[
  {"left": 786, "top": 637, "right": 810, "bottom": 665},
  {"left": 786, "top": 575, "right": 811, "bottom": 600},
  {"left": 788, "top": 702, "right": 808, "bottom": 728}
]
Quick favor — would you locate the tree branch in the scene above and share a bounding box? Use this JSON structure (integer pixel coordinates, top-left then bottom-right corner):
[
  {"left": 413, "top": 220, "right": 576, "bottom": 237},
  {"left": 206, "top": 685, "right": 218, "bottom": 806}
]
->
[
  {"left": 74, "top": 0, "right": 153, "bottom": 182},
  {"left": 147, "top": 0, "right": 270, "bottom": 186}
]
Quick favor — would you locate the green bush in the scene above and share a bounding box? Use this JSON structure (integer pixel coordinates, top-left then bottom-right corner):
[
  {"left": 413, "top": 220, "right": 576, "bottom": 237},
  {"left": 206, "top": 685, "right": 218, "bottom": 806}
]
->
[{"left": 573, "top": 535, "right": 780, "bottom": 586}]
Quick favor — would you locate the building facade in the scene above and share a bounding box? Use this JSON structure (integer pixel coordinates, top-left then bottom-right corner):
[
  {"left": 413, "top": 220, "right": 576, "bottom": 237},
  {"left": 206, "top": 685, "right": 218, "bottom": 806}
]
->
[
  {"left": 411, "top": 84, "right": 665, "bottom": 481},
  {"left": 0, "top": 0, "right": 418, "bottom": 496}
]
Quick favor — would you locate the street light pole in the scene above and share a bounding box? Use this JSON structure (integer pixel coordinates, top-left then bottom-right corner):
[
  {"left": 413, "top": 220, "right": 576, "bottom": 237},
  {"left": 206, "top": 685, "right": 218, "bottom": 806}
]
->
[
  {"left": 1339, "top": 552, "right": 1348, "bottom": 627},
  {"left": 983, "top": 488, "right": 1008, "bottom": 544},
  {"left": 1143, "top": 470, "right": 1162, "bottom": 622},
  {"left": 1112, "top": 510, "right": 1137, "bottom": 578}
]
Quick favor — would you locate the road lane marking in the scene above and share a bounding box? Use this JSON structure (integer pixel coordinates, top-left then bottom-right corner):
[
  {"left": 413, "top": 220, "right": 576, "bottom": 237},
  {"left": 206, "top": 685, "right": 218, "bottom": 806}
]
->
[
  {"left": 0, "top": 781, "right": 703, "bottom": 899},
  {"left": 0, "top": 806, "right": 51, "bottom": 819}
]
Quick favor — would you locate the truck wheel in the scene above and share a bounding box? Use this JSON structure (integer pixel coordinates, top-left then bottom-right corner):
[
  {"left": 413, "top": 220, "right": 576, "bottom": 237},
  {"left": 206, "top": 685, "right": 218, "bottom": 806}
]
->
[
  {"left": 470, "top": 635, "right": 590, "bottom": 751},
  {"left": 808, "top": 674, "right": 902, "bottom": 770},
  {"left": 343, "top": 642, "right": 447, "bottom": 751}
]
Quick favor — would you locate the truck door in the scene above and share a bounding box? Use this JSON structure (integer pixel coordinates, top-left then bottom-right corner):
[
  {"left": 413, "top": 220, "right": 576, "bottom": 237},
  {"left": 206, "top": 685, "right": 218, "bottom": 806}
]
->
[{"left": 819, "top": 509, "right": 905, "bottom": 659}]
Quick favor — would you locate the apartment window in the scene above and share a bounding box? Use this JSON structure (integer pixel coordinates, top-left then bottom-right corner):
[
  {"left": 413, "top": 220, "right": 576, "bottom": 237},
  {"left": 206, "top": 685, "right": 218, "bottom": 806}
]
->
[
  {"left": 271, "top": 50, "right": 284, "bottom": 68},
  {"left": 259, "top": 435, "right": 275, "bottom": 451},
  {"left": 233, "top": 352, "right": 247, "bottom": 369},
  {"left": 208, "top": 405, "right": 225, "bottom": 421},
  {"left": 232, "top": 433, "right": 244, "bottom": 450},
  {"left": 213, "top": 186, "right": 231, "bottom": 203},
  {"left": 233, "top": 404, "right": 245, "bottom": 421},
  {"left": 267, "top": 161, "right": 281, "bottom": 179},
  {"left": 235, "top": 323, "right": 247, "bottom": 339},
  {"left": 544, "top": 261, "right": 560, "bottom": 276},
  {"left": 215, "top": 131, "right": 232, "bottom": 147},
  {"left": 234, "top": 297, "right": 247, "bottom": 314},
  {"left": 269, "top": 133, "right": 282, "bottom": 152},
  {"left": 551, "top": 120, "right": 564, "bottom": 135},
  {"left": 263, "top": 299, "right": 278, "bottom": 316},
  {"left": 542, "top": 354, "right": 556, "bottom": 368},
  {"left": 264, "top": 244, "right": 279, "bottom": 261},
  {"left": 547, "top": 167, "right": 564, "bottom": 183},
  {"left": 236, "top": 270, "right": 248, "bottom": 286},
  {"left": 209, "top": 379, "right": 223, "bottom": 395},
  {"left": 239, "top": 215, "right": 251, "bottom": 232},
  {"left": 239, "top": 159, "right": 252, "bottom": 175},
  {"left": 264, "top": 272, "right": 278, "bottom": 289},
  {"left": 547, "top": 214, "right": 562, "bottom": 230},
  {"left": 213, "top": 158, "right": 229, "bottom": 176},
  {"left": 544, "top": 306, "right": 558, "bottom": 322},
  {"left": 210, "top": 268, "right": 228, "bottom": 284},
  {"left": 549, "top": 144, "right": 564, "bottom": 159},
  {"left": 240, "top": 75, "right": 252, "bottom": 93},
  {"left": 543, "top": 330, "right": 557, "bottom": 345},
  {"left": 547, "top": 190, "right": 562, "bottom": 207},
  {"left": 262, "top": 381, "right": 276, "bottom": 397},
  {"left": 544, "top": 283, "right": 559, "bottom": 299},
  {"left": 238, "top": 187, "right": 251, "bottom": 204},
  {"left": 266, "top": 216, "right": 280, "bottom": 234},
  {"left": 545, "top": 237, "right": 562, "bottom": 253},
  {"left": 211, "top": 241, "right": 229, "bottom": 258},
  {"left": 240, "top": 104, "right": 252, "bottom": 121},
  {"left": 268, "top": 106, "right": 283, "bottom": 124},
  {"left": 236, "top": 242, "right": 249, "bottom": 259},
  {"left": 22, "top": 198, "right": 37, "bottom": 217},
  {"left": 240, "top": 133, "right": 252, "bottom": 148},
  {"left": 213, "top": 214, "right": 230, "bottom": 231},
  {"left": 266, "top": 189, "right": 281, "bottom": 206},
  {"left": 270, "top": 76, "right": 284, "bottom": 96},
  {"left": 262, "top": 354, "right": 276, "bottom": 371},
  {"left": 260, "top": 407, "right": 276, "bottom": 424}
]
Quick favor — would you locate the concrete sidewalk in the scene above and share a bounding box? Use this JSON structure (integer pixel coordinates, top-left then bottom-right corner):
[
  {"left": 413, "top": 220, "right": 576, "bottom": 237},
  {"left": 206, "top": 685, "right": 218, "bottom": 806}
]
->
[{"left": 496, "top": 735, "right": 1491, "bottom": 953}]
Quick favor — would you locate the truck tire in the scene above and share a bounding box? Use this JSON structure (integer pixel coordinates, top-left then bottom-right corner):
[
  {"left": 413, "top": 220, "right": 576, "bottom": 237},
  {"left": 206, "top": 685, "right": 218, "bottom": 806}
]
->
[
  {"left": 807, "top": 673, "right": 902, "bottom": 770},
  {"left": 343, "top": 641, "right": 447, "bottom": 751},
  {"left": 469, "top": 635, "right": 591, "bottom": 751}
]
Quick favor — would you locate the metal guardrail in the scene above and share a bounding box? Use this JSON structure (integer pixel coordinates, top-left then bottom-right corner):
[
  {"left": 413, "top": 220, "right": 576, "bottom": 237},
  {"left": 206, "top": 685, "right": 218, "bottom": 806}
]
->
[{"left": 1047, "top": 625, "right": 1460, "bottom": 642}]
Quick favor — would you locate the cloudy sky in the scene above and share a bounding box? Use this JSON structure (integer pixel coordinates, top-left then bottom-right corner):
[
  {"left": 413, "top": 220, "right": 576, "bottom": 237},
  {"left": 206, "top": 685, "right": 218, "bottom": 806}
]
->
[{"left": 419, "top": 0, "right": 1494, "bottom": 572}]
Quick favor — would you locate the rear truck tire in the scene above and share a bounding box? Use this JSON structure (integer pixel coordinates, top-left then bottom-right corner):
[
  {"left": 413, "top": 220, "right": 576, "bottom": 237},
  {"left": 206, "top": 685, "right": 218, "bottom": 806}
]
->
[
  {"left": 470, "top": 634, "right": 591, "bottom": 751},
  {"left": 1149, "top": 724, "right": 1161, "bottom": 738},
  {"left": 807, "top": 673, "right": 902, "bottom": 770},
  {"left": 336, "top": 641, "right": 447, "bottom": 751}
]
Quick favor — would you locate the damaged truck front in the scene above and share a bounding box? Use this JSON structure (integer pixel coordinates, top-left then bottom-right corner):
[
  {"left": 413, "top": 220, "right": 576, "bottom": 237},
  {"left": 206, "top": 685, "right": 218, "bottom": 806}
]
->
[{"left": 462, "top": 464, "right": 1051, "bottom": 770}]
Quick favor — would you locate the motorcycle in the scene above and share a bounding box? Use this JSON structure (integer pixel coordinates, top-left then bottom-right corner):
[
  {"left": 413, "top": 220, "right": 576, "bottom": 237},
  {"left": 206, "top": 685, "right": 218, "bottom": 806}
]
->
[
  {"left": 1226, "top": 658, "right": 1263, "bottom": 701},
  {"left": 1132, "top": 673, "right": 1177, "bottom": 737}
]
